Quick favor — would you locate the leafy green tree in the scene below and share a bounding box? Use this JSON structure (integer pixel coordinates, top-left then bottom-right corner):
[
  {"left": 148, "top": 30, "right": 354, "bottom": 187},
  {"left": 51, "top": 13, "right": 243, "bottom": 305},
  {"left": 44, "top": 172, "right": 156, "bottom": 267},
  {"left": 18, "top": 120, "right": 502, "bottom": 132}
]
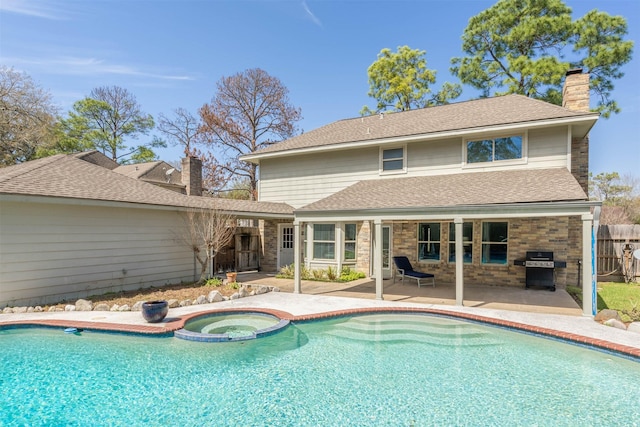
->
[
  {"left": 0, "top": 66, "right": 58, "bottom": 166},
  {"left": 57, "top": 86, "right": 160, "bottom": 162},
  {"left": 451, "top": 0, "right": 633, "bottom": 118},
  {"left": 362, "top": 46, "right": 461, "bottom": 114},
  {"left": 590, "top": 172, "right": 632, "bottom": 204}
]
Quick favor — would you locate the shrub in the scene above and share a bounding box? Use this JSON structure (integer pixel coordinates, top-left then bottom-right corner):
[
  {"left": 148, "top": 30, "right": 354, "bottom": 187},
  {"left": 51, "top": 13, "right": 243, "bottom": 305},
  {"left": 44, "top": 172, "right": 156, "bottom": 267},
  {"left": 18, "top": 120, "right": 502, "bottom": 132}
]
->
[
  {"left": 326, "top": 266, "right": 338, "bottom": 281},
  {"left": 312, "top": 268, "right": 326, "bottom": 280},
  {"left": 340, "top": 266, "right": 366, "bottom": 282},
  {"left": 205, "top": 277, "right": 223, "bottom": 287}
]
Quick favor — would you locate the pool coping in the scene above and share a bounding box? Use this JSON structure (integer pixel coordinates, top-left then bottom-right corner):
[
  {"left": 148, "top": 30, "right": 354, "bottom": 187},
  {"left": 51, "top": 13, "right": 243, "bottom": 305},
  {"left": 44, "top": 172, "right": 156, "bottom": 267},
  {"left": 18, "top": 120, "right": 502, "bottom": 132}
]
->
[{"left": 2, "top": 306, "right": 639, "bottom": 360}]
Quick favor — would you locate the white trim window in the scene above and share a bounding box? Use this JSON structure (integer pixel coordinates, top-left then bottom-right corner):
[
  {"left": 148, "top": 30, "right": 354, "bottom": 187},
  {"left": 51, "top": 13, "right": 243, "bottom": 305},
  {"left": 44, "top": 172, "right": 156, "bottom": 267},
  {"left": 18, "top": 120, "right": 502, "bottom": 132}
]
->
[
  {"left": 313, "top": 224, "right": 335, "bottom": 260},
  {"left": 418, "top": 222, "right": 441, "bottom": 262},
  {"left": 465, "top": 134, "right": 524, "bottom": 165},
  {"left": 343, "top": 223, "right": 357, "bottom": 261},
  {"left": 449, "top": 222, "right": 473, "bottom": 263},
  {"left": 481, "top": 222, "right": 508, "bottom": 265},
  {"left": 380, "top": 145, "right": 406, "bottom": 174}
]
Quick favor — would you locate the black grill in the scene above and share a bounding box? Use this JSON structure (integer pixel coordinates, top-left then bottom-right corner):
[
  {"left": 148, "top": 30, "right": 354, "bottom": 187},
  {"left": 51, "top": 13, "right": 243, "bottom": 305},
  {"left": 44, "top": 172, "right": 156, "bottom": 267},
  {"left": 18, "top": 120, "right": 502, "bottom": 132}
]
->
[{"left": 514, "top": 251, "right": 566, "bottom": 291}]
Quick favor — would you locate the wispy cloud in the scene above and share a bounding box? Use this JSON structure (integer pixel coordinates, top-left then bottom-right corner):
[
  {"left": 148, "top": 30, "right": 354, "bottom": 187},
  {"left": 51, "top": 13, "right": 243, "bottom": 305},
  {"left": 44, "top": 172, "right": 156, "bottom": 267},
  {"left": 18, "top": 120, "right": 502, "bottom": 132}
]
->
[
  {"left": 4, "top": 56, "right": 195, "bottom": 81},
  {"left": 302, "top": 1, "right": 322, "bottom": 28},
  {"left": 0, "top": 0, "right": 69, "bottom": 20}
]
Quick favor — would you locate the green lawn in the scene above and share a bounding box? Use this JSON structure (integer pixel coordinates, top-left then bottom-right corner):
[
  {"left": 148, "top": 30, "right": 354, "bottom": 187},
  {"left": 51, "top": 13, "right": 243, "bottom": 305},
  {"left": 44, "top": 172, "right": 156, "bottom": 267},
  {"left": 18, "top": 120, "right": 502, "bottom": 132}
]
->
[{"left": 567, "top": 282, "right": 640, "bottom": 322}]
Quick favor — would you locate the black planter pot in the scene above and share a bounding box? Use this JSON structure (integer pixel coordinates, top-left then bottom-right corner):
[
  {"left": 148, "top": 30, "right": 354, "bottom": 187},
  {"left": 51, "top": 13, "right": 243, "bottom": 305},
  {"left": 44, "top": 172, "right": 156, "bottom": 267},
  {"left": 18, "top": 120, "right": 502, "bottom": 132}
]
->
[{"left": 141, "top": 300, "right": 169, "bottom": 323}]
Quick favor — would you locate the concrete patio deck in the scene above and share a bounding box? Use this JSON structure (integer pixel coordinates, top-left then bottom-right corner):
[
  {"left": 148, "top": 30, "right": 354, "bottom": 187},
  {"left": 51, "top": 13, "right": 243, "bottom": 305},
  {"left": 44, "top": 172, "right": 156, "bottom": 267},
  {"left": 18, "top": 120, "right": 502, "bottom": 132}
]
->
[
  {"left": 1, "top": 272, "right": 638, "bottom": 358},
  {"left": 237, "top": 272, "right": 584, "bottom": 316}
]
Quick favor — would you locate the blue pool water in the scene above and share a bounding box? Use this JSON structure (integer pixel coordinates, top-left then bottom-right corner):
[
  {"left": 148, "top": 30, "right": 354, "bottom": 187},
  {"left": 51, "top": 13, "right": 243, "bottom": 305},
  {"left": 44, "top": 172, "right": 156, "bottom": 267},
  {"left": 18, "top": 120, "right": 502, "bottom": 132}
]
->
[{"left": 1, "top": 313, "right": 639, "bottom": 426}]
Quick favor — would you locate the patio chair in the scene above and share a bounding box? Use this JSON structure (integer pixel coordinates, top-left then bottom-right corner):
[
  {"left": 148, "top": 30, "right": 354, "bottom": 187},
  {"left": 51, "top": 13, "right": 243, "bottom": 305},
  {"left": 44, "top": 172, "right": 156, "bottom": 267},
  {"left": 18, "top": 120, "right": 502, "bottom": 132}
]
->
[{"left": 392, "top": 256, "right": 435, "bottom": 288}]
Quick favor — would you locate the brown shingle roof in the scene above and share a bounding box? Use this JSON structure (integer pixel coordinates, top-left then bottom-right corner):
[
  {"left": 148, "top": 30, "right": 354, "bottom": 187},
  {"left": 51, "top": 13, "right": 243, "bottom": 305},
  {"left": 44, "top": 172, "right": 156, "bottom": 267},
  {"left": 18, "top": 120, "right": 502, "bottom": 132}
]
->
[
  {"left": 114, "top": 161, "right": 183, "bottom": 186},
  {"left": 0, "top": 155, "right": 293, "bottom": 216},
  {"left": 297, "top": 168, "right": 587, "bottom": 212},
  {"left": 251, "top": 94, "right": 597, "bottom": 156}
]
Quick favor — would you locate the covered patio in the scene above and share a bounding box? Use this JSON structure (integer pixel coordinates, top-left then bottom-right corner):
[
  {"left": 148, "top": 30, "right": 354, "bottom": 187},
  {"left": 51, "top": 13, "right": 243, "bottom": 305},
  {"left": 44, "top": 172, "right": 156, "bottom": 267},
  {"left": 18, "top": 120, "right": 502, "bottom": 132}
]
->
[{"left": 238, "top": 272, "right": 583, "bottom": 316}]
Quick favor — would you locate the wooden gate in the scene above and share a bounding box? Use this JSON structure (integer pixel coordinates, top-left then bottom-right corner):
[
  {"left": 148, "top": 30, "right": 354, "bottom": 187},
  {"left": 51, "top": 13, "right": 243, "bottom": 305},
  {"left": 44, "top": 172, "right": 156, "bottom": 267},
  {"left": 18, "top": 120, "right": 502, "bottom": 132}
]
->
[{"left": 597, "top": 225, "right": 640, "bottom": 282}]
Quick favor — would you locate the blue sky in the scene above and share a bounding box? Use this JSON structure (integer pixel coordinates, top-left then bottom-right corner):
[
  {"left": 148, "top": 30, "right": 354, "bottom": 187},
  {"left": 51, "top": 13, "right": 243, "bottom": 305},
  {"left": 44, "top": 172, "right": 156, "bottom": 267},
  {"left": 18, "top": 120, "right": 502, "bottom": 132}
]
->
[{"left": 1, "top": 0, "right": 638, "bottom": 177}]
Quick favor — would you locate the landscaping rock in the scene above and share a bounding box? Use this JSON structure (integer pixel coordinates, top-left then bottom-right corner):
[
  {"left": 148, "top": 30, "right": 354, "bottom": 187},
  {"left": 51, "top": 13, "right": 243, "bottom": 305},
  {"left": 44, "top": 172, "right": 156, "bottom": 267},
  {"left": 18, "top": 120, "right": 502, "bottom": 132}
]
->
[
  {"left": 256, "top": 286, "right": 269, "bottom": 295},
  {"left": 3, "top": 307, "right": 13, "bottom": 314},
  {"left": 75, "top": 299, "right": 93, "bottom": 311},
  {"left": 179, "top": 299, "right": 192, "bottom": 307},
  {"left": 34, "top": 306, "right": 43, "bottom": 312},
  {"left": 131, "top": 301, "right": 143, "bottom": 311},
  {"left": 14, "top": 306, "right": 27, "bottom": 313},
  {"left": 230, "top": 292, "right": 240, "bottom": 300},
  {"left": 27, "top": 307, "right": 34, "bottom": 313},
  {"left": 64, "top": 305, "right": 76, "bottom": 311},
  {"left": 627, "top": 322, "right": 640, "bottom": 334},
  {"left": 595, "top": 309, "right": 621, "bottom": 323},
  {"left": 110, "top": 304, "right": 120, "bottom": 312},
  {"left": 118, "top": 304, "right": 130, "bottom": 312},
  {"left": 239, "top": 286, "right": 249, "bottom": 298},
  {"left": 94, "top": 303, "right": 110, "bottom": 311},
  {"left": 167, "top": 299, "right": 179, "bottom": 308},
  {"left": 195, "top": 295, "right": 207, "bottom": 305},
  {"left": 207, "top": 291, "right": 224, "bottom": 303},
  {"left": 604, "top": 318, "right": 627, "bottom": 330},
  {"left": 48, "top": 306, "right": 57, "bottom": 312},
  {"left": 272, "top": 287, "right": 280, "bottom": 292}
]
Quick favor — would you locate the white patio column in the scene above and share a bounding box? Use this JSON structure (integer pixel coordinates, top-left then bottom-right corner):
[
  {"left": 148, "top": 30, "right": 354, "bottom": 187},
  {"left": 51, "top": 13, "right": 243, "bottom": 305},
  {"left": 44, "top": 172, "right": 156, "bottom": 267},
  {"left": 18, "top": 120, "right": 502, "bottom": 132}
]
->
[
  {"left": 293, "top": 220, "right": 302, "bottom": 294},
  {"left": 373, "top": 219, "right": 384, "bottom": 300},
  {"left": 582, "top": 213, "right": 594, "bottom": 317},
  {"left": 454, "top": 217, "right": 464, "bottom": 306}
]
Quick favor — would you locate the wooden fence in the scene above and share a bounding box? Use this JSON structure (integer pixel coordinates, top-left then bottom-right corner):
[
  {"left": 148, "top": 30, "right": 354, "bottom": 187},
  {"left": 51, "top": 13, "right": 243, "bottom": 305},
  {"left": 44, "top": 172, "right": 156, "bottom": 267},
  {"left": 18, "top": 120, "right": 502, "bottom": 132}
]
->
[{"left": 597, "top": 224, "right": 640, "bottom": 283}]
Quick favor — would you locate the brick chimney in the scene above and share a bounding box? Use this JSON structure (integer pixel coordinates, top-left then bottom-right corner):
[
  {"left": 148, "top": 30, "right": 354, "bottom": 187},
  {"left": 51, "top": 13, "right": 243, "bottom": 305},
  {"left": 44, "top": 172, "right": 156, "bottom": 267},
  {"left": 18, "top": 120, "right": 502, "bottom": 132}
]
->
[
  {"left": 563, "top": 69, "right": 591, "bottom": 193},
  {"left": 562, "top": 68, "right": 590, "bottom": 112},
  {"left": 181, "top": 156, "right": 203, "bottom": 196}
]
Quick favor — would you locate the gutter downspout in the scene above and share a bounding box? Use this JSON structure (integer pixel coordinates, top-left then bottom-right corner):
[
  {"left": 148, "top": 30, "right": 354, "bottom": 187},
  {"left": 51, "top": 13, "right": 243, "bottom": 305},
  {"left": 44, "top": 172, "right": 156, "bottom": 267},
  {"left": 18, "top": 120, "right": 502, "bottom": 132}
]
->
[{"left": 591, "top": 206, "right": 601, "bottom": 316}]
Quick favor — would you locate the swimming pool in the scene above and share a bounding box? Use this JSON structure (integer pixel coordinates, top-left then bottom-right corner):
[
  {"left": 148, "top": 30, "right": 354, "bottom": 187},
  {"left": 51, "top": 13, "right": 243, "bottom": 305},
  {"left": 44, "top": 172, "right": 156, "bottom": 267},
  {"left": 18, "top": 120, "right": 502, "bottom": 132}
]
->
[{"left": 2, "top": 313, "right": 639, "bottom": 426}]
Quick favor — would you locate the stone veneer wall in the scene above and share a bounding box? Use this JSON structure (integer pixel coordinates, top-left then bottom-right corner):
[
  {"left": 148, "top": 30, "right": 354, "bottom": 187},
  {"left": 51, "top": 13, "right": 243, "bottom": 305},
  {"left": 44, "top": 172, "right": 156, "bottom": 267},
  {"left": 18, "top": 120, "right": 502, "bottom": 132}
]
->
[
  {"left": 259, "top": 219, "right": 293, "bottom": 273},
  {"left": 383, "top": 217, "right": 582, "bottom": 288},
  {"left": 355, "top": 221, "right": 371, "bottom": 274}
]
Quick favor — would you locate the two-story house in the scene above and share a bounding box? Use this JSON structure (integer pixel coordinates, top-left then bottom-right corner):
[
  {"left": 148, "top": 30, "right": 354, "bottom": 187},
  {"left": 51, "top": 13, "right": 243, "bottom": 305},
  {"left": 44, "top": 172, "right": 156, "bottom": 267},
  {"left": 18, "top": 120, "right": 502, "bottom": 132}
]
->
[{"left": 243, "top": 69, "right": 601, "bottom": 316}]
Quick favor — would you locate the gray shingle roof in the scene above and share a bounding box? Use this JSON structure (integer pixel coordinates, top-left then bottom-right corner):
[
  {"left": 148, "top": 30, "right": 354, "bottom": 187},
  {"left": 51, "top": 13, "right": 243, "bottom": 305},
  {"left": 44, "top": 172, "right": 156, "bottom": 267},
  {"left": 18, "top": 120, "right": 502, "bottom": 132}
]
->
[
  {"left": 252, "top": 94, "right": 597, "bottom": 156},
  {"left": 0, "top": 154, "right": 293, "bottom": 216},
  {"left": 297, "top": 168, "right": 587, "bottom": 212}
]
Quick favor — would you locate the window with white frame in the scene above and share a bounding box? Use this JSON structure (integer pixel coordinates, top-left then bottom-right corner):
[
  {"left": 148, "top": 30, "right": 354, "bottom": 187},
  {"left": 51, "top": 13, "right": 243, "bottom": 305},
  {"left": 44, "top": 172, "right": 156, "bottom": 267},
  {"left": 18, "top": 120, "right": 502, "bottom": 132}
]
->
[
  {"left": 313, "top": 224, "right": 335, "bottom": 260},
  {"left": 380, "top": 146, "right": 405, "bottom": 172},
  {"left": 418, "top": 222, "right": 441, "bottom": 261},
  {"left": 344, "top": 223, "right": 357, "bottom": 261},
  {"left": 481, "top": 222, "right": 508, "bottom": 265},
  {"left": 466, "top": 135, "right": 523, "bottom": 164},
  {"left": 449, "top": 222, "right": 473, "bottom": 263}
]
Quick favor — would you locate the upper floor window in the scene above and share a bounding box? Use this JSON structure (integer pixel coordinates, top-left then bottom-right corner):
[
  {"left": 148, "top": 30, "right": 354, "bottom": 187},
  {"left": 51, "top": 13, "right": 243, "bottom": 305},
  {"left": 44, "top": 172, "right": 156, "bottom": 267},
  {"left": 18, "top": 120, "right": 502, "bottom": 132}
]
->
[
  {"left": 418, "top": 222, "right": 440, "bottom": 261},
  {"left": 466, "top": 135, "right": 522, "bottom": 164},
  {"left": 380, "top": 146, "right": 406, "bottom": 173}
]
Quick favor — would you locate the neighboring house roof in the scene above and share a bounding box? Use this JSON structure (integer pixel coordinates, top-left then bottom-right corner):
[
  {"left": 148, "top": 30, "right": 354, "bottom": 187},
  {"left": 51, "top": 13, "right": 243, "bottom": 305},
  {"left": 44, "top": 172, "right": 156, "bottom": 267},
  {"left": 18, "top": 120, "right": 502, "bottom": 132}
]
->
[
  {"left": 243, "top": 94, "right": 598, "bottom": 161},
  {"left": 73, "top": 150, "right": 119, "bottom": 170},
  {"left": 0, "top": 154, "right": 293, "bottom": 217},
  {"left": 114, "top": 161, "right": 184, "bottom": 189},
  {"left": 297, "top": 168, "right": 588, "bottom": 213}
]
